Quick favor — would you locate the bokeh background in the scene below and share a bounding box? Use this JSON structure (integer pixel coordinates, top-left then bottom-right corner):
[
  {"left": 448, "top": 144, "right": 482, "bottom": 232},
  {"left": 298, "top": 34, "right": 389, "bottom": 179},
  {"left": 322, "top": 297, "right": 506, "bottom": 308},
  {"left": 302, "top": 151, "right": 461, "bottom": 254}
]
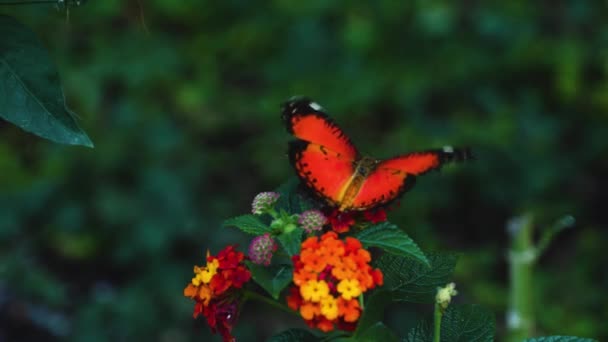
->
[{"left": 1, "top": 1, "right": 607, "bottom": 341}]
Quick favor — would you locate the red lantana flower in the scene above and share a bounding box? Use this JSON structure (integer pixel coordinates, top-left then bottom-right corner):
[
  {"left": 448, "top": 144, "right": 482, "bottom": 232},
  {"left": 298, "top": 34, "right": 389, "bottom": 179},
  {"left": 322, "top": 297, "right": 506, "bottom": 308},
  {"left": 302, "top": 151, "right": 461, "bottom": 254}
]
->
[
  {"left": 184, "top": 245, "right": 251, "bottom": 342},
  {"left": 363, "top": 208, "right": 387, "bottom": 224},
  {"left": 326, "top": 209, "right": 356, "bottom": 233},
  {"left": 326, "top": 207, "right": 388, "bottom": 233}
]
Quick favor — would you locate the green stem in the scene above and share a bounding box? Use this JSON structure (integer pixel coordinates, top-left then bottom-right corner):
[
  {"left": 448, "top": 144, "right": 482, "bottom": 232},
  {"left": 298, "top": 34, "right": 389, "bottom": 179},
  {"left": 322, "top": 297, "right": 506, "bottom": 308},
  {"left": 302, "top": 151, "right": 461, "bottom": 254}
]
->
[
  {"left": 268, "top": 208, "right": 279, "bottom": 220},
  {"left": 433, "top": 302, "right": 443, "bottom": 342},
  {"left": 243, "top": 290, "right": 297, "bottom": 316},
  {"left": 507, "top": 215, "right": 536, "bottom": 342},
  {"left": 358, "top": 294, "right": 364, "bottom": 310}
]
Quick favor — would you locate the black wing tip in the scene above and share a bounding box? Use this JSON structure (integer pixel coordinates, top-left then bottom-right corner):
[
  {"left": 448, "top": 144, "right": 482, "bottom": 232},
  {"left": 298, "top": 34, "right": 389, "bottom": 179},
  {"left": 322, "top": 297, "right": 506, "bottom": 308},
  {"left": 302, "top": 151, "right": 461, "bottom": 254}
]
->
[
  {"left": 440, "top": 146, "right": 474, "bottom": 163},
  {"left": 281, "top": 96, "right": 328, "bottom": 134},
  {"left": 281, "top": 96, "right": 324, "bottom": 117}
]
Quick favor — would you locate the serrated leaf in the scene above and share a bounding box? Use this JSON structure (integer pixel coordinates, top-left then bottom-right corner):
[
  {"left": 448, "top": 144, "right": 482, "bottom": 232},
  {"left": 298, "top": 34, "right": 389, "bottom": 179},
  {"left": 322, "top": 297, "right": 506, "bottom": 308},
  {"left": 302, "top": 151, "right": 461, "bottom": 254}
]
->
[
  {"left": 441, "top": 305, "right": 494, "bottom": 342},
  {"left": 277, "top": 227, "right": 303, "bottom": 256},
  {"left": 355, "top": 222, "right": 429, "bottom": 266},
  {"left": 405, "top": 304, "right": 495, "bottom": 342},
  {"left": 0, "top": 15, "right": 93, "bottom": 147},
  {"left": 404, "top": 316, "right": 432, "bottom": 342},
  {"left": 267, "top": 328, "right": 319, "bottom": 342},
  {"left": 245, "top": 262, "right": 293, "bottom": 300},
  {"left": 376, "top": 252, "right": 458, "bottom": 303},
  {"left": 223, "top": 214, "right": 271, "bottom": 235},
  {"left": 524, "top": 337, "right": 598, "bottom": 342}
]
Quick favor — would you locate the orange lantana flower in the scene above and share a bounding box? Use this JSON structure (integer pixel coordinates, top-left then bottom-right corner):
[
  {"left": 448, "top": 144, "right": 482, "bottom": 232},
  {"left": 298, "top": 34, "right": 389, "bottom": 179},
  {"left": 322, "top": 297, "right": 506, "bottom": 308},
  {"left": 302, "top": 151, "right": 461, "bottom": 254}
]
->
[{"left": 286, "top": 232, "right": 383, "bottom": 332}]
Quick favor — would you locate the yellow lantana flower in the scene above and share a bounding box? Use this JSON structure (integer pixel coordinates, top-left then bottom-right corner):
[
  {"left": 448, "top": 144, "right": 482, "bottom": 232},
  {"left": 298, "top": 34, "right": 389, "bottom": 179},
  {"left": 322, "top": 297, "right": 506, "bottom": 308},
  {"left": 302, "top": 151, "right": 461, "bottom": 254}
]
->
[
  {"left": 191, "top": 258, "right": 219, "bottom": 286},
  {"left": 337, "top": 278, "right": 362, "bottom": 300},
  {"left": 300, "top": 279, "right": 330, "bottom": 302},
  {"left": 320, "top": 296, "right": 339, "bottom": 320}
]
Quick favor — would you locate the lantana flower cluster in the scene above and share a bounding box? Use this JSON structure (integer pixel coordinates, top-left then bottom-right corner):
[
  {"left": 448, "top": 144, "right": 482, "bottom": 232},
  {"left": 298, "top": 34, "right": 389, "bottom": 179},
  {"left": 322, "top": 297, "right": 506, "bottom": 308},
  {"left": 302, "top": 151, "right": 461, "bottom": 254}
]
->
[
  {"left": 286, "top": 231, "right": 384, "bottom": 332},
  {"left": 183, "top": 245, "right": 251, "bottom": 341},
  {"left": 184, "top": 191, "right": 389, "bottom": 340}
]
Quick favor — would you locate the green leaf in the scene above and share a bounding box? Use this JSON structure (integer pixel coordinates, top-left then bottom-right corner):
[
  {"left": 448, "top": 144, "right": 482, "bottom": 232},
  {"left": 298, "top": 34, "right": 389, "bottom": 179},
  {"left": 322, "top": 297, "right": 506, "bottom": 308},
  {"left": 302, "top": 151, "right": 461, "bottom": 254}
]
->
[
  {"left": 375, "top": 252, "right": 458, "bottom": 303},
  {"left": 277, "top": 227, "right": 303, "bottom": 256},
  {"left": 356, "top": 322, "right": 399, "bottom": 342},
  {"left": 524, "top": 337, "right": 598, "bottom": 342},
  {"left": 354, "top": 290, "right": 392, "bottom": 336},
  {"left": 355, "top": 222, "right": 429, "bottom": 266},
  {"left": 406, "top": 304, "right": 495, "bottom": 342},
  {"left": 0, "top": 15, "right": 93, "bottom": 147},
  {"left": 245, "top": 262, "right": 293, "bottom": 300},
  {"left": 404, "top": 317, "right": 432, "bottom": 342},
  {"left": 275, "top": 177, "right": 316, "bottom": 214},
  {"left": 440, "top": 305, "right": 494, "bottom": 342},
  {"left": 267, "top": 328, "right": 319, "bottom": 342},
  {"left": 223, "top": 214, "right": 271, "bottom": 235}
]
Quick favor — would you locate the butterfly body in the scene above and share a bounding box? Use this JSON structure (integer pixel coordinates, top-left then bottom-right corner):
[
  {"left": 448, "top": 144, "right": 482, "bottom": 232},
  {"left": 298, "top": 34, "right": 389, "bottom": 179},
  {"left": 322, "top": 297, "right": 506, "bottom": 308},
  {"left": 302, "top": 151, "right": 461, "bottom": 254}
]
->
[
  {"left": 283, "top": 97, "right": 472, "bottom": 212},
  {"left": 335, "top": 156, "right": 375, "bottom": 210}
]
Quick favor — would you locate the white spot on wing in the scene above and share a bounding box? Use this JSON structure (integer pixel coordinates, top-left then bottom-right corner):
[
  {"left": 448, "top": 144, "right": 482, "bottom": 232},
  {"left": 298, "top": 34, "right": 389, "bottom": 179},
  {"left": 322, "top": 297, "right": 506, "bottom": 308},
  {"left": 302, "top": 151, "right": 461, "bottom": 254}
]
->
[
  {"left": 309, "top": 102, "right": 323, "bottom": 111},
  {"left": 443, "top": 145, "right": 454, "bottom": 153}
]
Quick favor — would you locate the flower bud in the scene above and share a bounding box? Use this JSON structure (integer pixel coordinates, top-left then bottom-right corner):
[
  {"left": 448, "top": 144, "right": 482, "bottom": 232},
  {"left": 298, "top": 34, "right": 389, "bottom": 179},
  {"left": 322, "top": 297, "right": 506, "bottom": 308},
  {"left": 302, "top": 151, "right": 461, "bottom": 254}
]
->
[
  {"left": 251, "top": 192, "right": 280, "bottom": 215},
  {"left": 248, "top": 233, "right": 277, "bottom": 266},
  {"left": 436, "top": 282, "right": 458, "bottom": 310},
  {"left": 298, "top": 210, "right": 327, "bottom": 233}
]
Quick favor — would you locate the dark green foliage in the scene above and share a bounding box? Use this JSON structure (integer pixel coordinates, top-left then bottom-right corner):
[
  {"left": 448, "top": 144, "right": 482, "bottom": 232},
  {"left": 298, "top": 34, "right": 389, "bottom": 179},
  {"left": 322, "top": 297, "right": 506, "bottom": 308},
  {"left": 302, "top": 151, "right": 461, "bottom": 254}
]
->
[
  {"left": 0, "top": 15, "right": 92, "bottom": 147},
  {"left": 354, "top": 291, "right": 392, "bottom": 337},
  {"left": 246, "top": 262, "right": 293, "bottom": 300},
  {"left": 275, "top": 177, "right": 316, "bottom": 214},
  {"left": 356, "top": 322, "right": 399, "bottom": 342},
  {"left": 224, "top": 214, "right": 272, "bottom": 235},
  {"left": 355, "top": 222, "right": 429, "bottom": 266},
  {"left": 377, "top": 253, "right": 458, "bottom": 303},
  {"left": 406, "top": 305, "right": 495, "bottom": 342},
  {"left": 523, "top": 337, "right": 599, "bottom": 342},
  {"left": 268, "top": 329, "right": 318, "bottom": 342},
  {"left": 276, "top": 227, "right": 304, "bottom": 256}
]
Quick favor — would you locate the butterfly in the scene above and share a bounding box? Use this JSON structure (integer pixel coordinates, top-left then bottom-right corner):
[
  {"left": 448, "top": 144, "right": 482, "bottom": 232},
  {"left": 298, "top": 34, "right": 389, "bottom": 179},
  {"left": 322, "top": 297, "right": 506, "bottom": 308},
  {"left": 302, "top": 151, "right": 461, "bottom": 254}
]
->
[{"left": 282, "top": 97, "right": 472, "bottom": 212}]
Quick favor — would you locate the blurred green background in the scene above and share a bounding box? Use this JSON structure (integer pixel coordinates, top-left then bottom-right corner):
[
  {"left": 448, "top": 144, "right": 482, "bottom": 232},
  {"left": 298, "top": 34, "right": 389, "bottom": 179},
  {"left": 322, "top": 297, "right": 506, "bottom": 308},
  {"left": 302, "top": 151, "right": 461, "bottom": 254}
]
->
[{"left": 1, "top": 1, "right": 607, "bottom": 341}]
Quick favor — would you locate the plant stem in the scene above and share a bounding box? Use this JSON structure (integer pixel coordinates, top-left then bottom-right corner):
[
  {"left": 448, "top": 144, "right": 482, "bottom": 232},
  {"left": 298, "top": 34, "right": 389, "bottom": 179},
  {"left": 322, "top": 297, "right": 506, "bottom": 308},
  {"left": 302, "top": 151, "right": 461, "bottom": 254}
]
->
[
  {"left": 243, "top": 290, "right": 297, "bottom": 316},
  {"left": 433, "top": 302, "right": 443, "bottom": 342},
  {"left": 268, "top": 208, "right": 279, "bottom": 220},
  {"left": 507, "top": 215, "right": 535, "bottom": 342}
]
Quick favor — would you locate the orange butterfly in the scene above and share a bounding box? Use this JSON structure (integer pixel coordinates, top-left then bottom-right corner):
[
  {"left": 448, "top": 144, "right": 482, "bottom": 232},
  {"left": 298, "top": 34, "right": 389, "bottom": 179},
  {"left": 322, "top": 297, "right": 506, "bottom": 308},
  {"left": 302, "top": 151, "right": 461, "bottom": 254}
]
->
[{"left": 282, "top": 97, "right": 472, "bottom": 212}]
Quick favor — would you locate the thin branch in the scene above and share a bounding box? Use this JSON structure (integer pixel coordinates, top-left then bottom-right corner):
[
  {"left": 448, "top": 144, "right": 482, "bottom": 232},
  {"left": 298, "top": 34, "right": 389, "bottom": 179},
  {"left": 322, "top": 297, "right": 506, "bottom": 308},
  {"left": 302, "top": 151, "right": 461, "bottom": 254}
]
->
[
  {"left": 536, "top": 215, "right": 575, "bottom": 258},
  {"left": 0, "top": 0, "right": 81, "bottom": 5},
  {"left": 136, "top": 0, "right": 150, "bottom": 34}
]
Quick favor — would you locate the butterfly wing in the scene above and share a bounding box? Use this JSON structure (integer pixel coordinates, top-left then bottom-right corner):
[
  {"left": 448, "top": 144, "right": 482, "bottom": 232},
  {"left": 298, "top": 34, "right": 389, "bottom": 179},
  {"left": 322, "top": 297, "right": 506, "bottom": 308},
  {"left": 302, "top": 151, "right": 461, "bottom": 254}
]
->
[
  {"left": 288, "top": 140, "right": 355, "bottom": 207},
  {"left": 282, "top": 97, "right": 358, "bottom": 160},
  {"left": 376, "top": 147, "right": 473, "bottom": 176},
  {"left": 348, "top": 147, "right": 472, "bottom": 211},
  {"left": 283, "top": 97, "right": 360, "bottom": 206}
]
